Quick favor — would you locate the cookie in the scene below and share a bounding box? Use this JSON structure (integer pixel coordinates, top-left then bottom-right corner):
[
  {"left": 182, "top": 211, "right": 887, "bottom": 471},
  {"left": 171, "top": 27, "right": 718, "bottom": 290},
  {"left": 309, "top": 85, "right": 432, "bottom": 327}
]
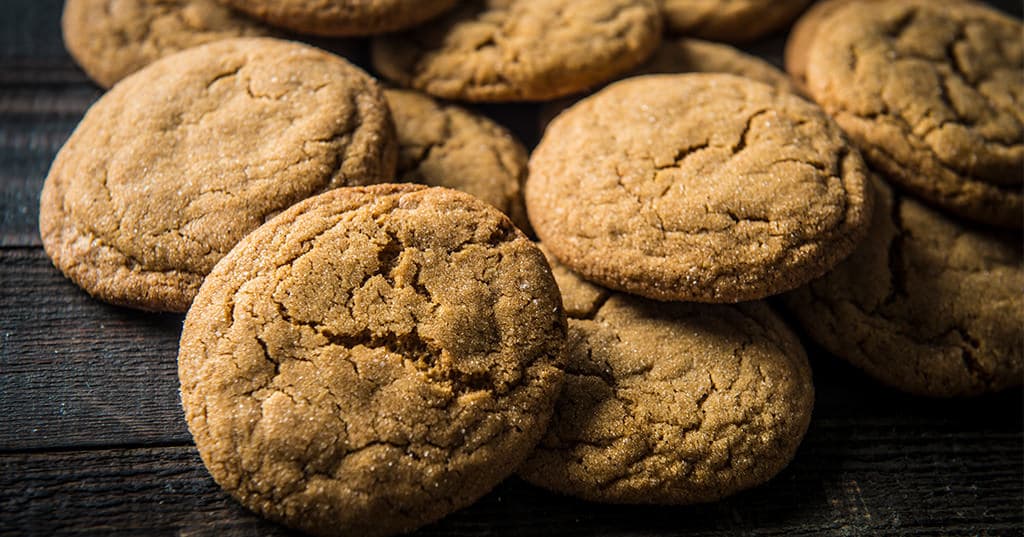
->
[
  {"left": 804, "top": 2, "right": 1023, "bottom": 228},
  {"left": 784, "top": 178, "right": 1023, "bottom": 397},
  {"left": 178, "top": 184, "right": 566, "bottom": 537},
  {"left": 539, "top": 37, "right": 798, "bottom": 130},
  {"left": 519, "top": 249, "right": 814, "bottom": 504},
  {"left": 62, "top": 0, "right": 272, "bottom": 88},
  {"left": 39, "top": 38, "right": 397, "bottom": 312},
  {"left": 785, "top": 0, "right": 981, "bottom": 94},
  {"left": 221, "top": 0, "right": 459, "bottom": 37},
  {"left": 384, "top": 89, "right": 531, "bottom": 234},
  {"left": 527, "top": 74, "right": 873, "bottom": 303},
  {"left": 662, "top": 0, "right": 812, "bottom": 42},
  {"left": 370, "top": 0, "right": 663, "bottom": 102}
]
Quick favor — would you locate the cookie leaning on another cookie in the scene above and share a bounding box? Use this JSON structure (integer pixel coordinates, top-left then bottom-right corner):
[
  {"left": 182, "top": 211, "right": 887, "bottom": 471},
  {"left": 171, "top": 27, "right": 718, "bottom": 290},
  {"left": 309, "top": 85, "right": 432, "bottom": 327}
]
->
[
  {"left": 179, "top": 184, "right": 566, "bottom": 537},
  {"left": 221, "top": 0, "right": 459, "bottom": 37},
  {"left": 783, "top": 177, "right": 1023, "bottom": 397},
  {"left": 385, "top": 89, "right": 532, "bottom": 234},
  {"left": 804, "top": 1, "right": 1023, "bottom": 228},
  {"left": 527, "top": 74, "right": 873, "bottom": 303},
  {"left": 62, "top": 0, "right": 273, "bottom": 88},
  {"left": 39, "top": 38, "right": 397, "bottom": 312},
  {"left": 371, "top": 0, "right": 663, "bottom": 102},
  {"left": 519, "top": 247, "right": 814, "bottom": 504}
]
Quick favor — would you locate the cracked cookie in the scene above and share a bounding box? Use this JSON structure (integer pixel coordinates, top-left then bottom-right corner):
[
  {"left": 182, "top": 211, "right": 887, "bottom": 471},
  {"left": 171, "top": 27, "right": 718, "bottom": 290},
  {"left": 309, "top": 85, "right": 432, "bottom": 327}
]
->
[
  {"left": 519, "top": 248, "right": 814, "bottom": 504},
  {"left": 62, "top": 0, "right": 273, "bottom": 88},
  {"left": 527, "top": 74, "right": 873, "bottom": 303},
  {"left": 179, "top": 184, "right": 566, "bottom": 537},
  {"left": 370, "top": 0, "right": 663, "bottom": 102},
  {"left": 385, "top": 89, "right": 531, "bottom": 234},
  {"left": 783, "top": 178, "right": 1023, "bottom": 397},
  {"left": 804, "top": 2, "right": 1023, "bottom": 227},
  {"left": 784, "top": 0, "right": 978, "bottom": 95},
  {"left": 220, "top": 0, "right": 459, "bottom": 37},
  {"left": 539, "top": 37, "right": 798, "bottom": 130},
  {"left": 39, "top": 38, "right": 397, "bottom": 312},
  {"left": 662, "top": 0, "right": 812, "bottom": 42}
]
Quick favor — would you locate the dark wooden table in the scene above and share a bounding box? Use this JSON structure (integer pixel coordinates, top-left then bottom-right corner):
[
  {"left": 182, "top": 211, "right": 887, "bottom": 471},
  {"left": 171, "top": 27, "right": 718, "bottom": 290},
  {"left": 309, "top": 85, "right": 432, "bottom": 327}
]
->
[{"left": 1, "top": 1, "right": 1022, "bottom": 535}]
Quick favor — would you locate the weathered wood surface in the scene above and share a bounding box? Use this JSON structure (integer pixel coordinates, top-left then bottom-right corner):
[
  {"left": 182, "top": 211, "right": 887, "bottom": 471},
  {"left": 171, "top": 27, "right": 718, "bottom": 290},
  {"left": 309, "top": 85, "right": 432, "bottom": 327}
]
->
[{"left": 1, "top": 0, "right": 1021, "bottom": 535}]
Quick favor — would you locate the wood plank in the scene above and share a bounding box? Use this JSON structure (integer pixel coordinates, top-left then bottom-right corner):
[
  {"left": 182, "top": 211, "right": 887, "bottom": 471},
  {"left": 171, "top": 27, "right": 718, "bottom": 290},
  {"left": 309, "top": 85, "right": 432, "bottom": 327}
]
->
[
  {"left": 0, "top": 249, "right": 189, "bottom": 451},
  {"left": 0, "top": 419, "right": 1020, "bottom": 537}
]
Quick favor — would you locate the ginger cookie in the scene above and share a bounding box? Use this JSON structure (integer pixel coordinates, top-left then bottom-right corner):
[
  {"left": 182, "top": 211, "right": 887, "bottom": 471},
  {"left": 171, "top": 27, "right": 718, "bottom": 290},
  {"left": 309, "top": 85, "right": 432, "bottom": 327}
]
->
[
  {"left": 527, "top": 74, "right": 872, "bottom": 303},
  {"left": 662, "top": 0, "right": 812, "bottom": 43},
  {"left": 384, "top": 89, "right": 531, "bottom": 234},
  {"left": 804, "top": 2, "right": 1023, "bottom": 228},
  {"left": 39, "top": 38, "right": 397, "bottom": 312},
  {"left": 221, "top": 0, "right": 459, "bottom": 37},
  {"left": 62, "top": 0, "right": 272, "bottom": 88},
  {"left": 178, "top": 184, "right": 566, "bottom": 537},
  {"left": 370, "top": 0, "right": 663, "bottom": 102},
  {"left": 539, "top": 37, "right": 798, "bottom": 131},
  {"left": 519, "top": 249, "right": 814, "bottom": 504},
  {"left": 784, "top": 178, "right": 1023, "bottom": 397}
]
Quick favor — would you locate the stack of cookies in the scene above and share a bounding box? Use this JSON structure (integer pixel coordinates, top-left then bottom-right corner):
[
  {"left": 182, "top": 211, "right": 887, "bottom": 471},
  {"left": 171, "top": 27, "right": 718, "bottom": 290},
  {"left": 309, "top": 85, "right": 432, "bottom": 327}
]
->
[{"left": 40, "top": 0, "right": 1021, "bottom": 536}]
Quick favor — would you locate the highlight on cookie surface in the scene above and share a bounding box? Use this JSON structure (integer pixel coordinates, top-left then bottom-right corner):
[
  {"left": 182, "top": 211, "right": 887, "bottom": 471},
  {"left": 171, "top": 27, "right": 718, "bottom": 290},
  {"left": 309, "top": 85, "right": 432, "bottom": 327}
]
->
[
  {"left": 526, "top": 73, "right": 873, "bottom": 303},
  {"left": 221, "top": 0, "right": 460, "bottom": 37},
  {"left": 178, "top": 184, "right": 567, "bottom": 537},
  {"left": 38, "top": 37, "right": 397, "bottom": 313}
]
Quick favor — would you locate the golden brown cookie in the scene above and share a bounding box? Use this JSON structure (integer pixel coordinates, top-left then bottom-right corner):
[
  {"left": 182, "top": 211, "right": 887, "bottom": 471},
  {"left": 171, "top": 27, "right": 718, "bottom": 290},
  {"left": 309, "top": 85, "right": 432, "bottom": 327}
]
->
[
  {"left": 371, "top": 0, "right": 663, "bottom": 102},
  {"left": 539, "top": 37, "right": 798, "bottom": 131},
  {"left": 785, "top": 0, "right": 980, "bottom": 94},
  {"left": 39, "top": 38, "right": 397, "bottom": 312},
  {"left": 384, "top": 89, "right": 531, "bottom": 234},
  {"left": 62, "top": 0, "right": 272, "bottom": 88},
  {"left": 179, "top": 184, "right": 566, "bottom": 537},
  {"left": 804, "top": 2, "right": 1023, "bottom": 228},
  {"left": 784, "top": 178, "right": 1023, "bottom": 397},
  {"left": 663, "top": 0, "right": 812, "bottom": 42},
  {"left": 527, "top": 74, "right": 872, "bottom": 303},
  {"left": 221, "top": 0, "right": 459, "bottom": 37},
  {"left": 519, "top": 250, "right": 814, "bottom": 503}
]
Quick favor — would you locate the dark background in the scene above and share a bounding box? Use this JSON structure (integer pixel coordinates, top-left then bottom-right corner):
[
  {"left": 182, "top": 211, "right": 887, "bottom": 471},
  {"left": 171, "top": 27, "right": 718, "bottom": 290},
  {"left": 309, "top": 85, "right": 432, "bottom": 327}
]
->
[{"left": 1, "top": 1, "right": 1021, "bottom": 535}]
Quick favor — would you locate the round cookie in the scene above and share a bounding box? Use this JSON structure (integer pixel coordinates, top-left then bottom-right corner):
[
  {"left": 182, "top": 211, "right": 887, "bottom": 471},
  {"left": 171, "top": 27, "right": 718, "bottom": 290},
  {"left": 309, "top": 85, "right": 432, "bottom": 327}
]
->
[
  {"left": 804, "top": 2, "right": 1023, "bottom": 228},
  {"left": 384, "top": 89, "right": 532, "bottom": 234},
  {"left": 62, "top": 0, "right": 272, "bottom": 88},
  {"left": 179, "top": 184, "right": 566, "bottom": 537},
  {"left": 519, "top": 250, "right": 814, "bottom": 503},
  {"left": 662, "top": 0, "right": 812, "bottom": 43},
  {"left": 221, "top": 0, "right": 459, "bottom": 37},
  {"left": 783, "top": 178, "right": 1023, "bottom": 397},
  {"left": 527, "top": 73, "right": 873, "bottom": 303},
  {"left": 39, "top": 38, "right": 397, "bottom": 312},
  {"left": 539, "top": 38, "right": 798, "bottom": 130},
  {"left": 371, "top": 0, "right": 663, "bottom": 102}
]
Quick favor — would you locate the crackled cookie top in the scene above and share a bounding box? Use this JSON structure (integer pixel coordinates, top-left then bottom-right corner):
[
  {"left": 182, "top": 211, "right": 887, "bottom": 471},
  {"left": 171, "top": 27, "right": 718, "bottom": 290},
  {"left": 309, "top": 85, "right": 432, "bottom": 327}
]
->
[
  {"left": 39, "top": 38, "right": 397, "bottom": 312},
  {"left": 527, "top": 74, "right": 872, "bottom": 303},
  {"left": 222, "top": 0, "right": 458, "bottom": 37},
  {"left": 784, "top": 178, "right": 1023, "bottom": 397},
  {"left": 385, "top": 89, "right": 531, "bottom": 234},
  {"left": 662, "top": 0, "right": 812, "bottom": 42},
  {"left": 518, "top": 253, "right": 813, "bottom": 503},
  {"left": 179, "top": 184, "right": 566, "bottom": 537},
  {"left": 371, "top": 0, "right": 663, "bottom": 102},
  {"left": 805, "top": 2, "right": 1023, "bottom": 227},
  {"left": 62, "top": 0, "right": 272, "bottom": 88}
]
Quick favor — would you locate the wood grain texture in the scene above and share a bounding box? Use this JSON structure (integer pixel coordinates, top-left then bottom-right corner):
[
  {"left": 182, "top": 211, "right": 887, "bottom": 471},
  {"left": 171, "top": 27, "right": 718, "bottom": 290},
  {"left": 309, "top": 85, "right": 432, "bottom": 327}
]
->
[{"left": 1, "top": 420, "right": 1020, "bottom": 537}]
